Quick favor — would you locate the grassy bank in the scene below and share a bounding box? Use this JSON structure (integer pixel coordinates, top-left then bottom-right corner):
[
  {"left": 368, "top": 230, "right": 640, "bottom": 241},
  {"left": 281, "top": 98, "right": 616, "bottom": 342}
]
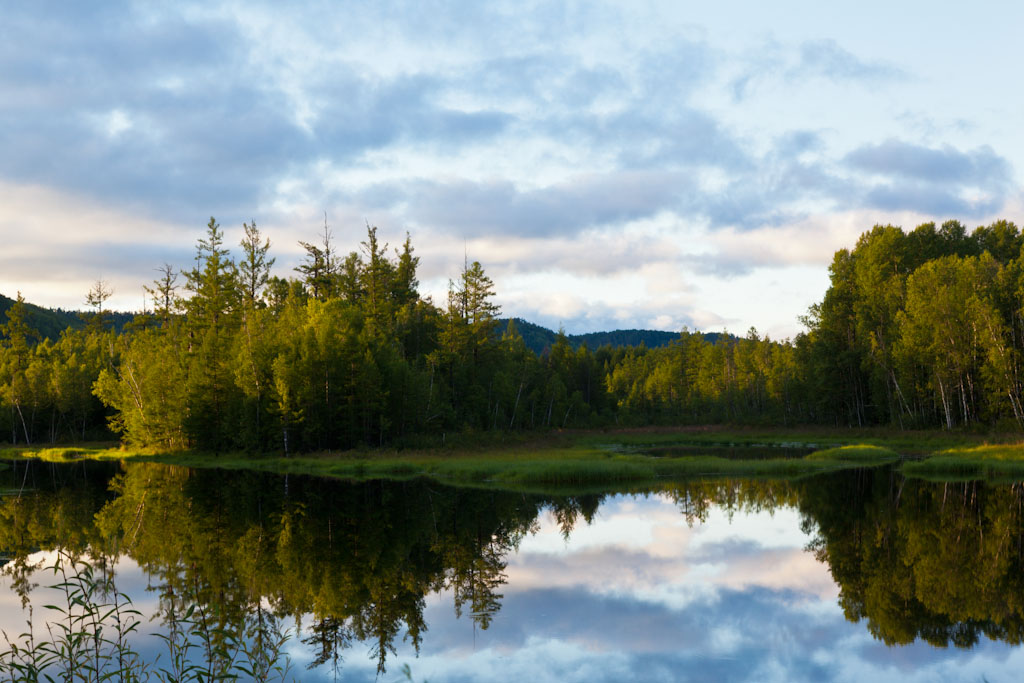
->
[
  {"left": 899, "top": 443, "right": 1024, "bottom": 481},
  {"left": 147, "top": 447, "right": 874, "bottom": 487},
  {"left": 0, "top": 427, "right": 927, "bottom": 492},
  {"left": 4, "top": 426, "right": 1023, "bottom": 489}
]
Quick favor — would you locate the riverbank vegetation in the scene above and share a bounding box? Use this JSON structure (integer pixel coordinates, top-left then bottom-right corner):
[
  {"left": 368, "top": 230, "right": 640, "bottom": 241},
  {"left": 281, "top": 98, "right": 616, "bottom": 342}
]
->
[
  {"left": 5, "top": 218, "right": 1024, "bottom": 458},
  {"left": 9, "top": 425, "right": 1024, "bottom": 488}
]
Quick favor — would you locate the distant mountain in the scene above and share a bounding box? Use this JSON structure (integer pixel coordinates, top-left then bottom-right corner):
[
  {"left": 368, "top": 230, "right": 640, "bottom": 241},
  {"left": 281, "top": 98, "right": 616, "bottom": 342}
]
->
[
  {"left": 0, "top": 293, "right": 724, "bottom": 354},
  {"left": 497, "top": 318, "right": 727, "bottom": 355},
  {"left": 0, "top": 293, "right": 134, "bottom": 340}
]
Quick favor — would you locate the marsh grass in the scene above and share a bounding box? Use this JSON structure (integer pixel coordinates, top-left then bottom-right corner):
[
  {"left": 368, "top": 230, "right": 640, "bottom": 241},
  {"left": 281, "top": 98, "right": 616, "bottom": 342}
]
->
[
  {"left": 805, "top": 445, "right": 900, "bottom": 463},
  {"left": 154, "top": 447, "right": 880, "bottom": 493},
  {"left": 901, "top": 444, "right": 1024, "bottom": 480},
  {"left": 0, "top": 550, "right": 294, "bottom": 682},
  {"left": 0, "top": 445, "right": 128, "bottom": 463},
  {"left": 0, "top": 551, "right": 147, "bottom": 682},
  {"left": 574, "top": 427, "right": 998, "bottom": 455},
  {"left": 8, "top": 427, "right": 1024, "bottom": 488}
]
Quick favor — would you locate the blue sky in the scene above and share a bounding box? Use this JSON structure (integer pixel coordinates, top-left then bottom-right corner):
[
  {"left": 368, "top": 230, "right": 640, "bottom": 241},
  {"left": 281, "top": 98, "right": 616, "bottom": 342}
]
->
[{"left": 2, "top": 1, "right": 1021, "bottom": 336}]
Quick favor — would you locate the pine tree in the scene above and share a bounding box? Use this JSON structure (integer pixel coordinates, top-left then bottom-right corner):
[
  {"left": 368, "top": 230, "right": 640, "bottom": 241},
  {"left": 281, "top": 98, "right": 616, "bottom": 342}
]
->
[{"left": 239, "top": 220, "right": 275, "bottom": 307}]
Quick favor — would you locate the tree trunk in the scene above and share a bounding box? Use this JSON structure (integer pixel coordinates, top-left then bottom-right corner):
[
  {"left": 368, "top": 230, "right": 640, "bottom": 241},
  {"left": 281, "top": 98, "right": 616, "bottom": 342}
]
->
[
  {"left": 509, "top": 381, "right": 523, "bottom": 430},
  {"left": 937, "top": 375, "right": 953, "bottom": 429}
]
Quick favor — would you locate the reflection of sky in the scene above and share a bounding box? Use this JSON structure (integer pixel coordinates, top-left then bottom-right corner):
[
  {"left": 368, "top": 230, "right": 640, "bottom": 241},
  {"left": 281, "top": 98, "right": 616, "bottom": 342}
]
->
[{"left": 4, "top": 495, "right": 1024, "bottom": 682}]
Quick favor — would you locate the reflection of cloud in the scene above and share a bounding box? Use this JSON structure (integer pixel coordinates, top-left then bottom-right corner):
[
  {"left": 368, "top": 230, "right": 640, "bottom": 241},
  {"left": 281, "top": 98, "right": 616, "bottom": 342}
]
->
[
  {"left": 506, "top": 497, "right": 838, "bottom": 608},
  {"left": 709, "top": 544, "right": 840, "bottom": 600},
  {"left": 395, "top": 584, "right": 872, "bottom": 683},
  {"left": 0, "top": 551, "right": 167, "bottom": 666}
]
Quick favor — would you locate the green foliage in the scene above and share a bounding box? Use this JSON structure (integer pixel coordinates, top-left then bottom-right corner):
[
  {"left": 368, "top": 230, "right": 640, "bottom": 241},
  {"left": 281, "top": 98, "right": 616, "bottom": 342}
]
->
[
  {"left": 9, "top": 216, "right": 1024, "bottom": 455},
  {"left": 802, "top": 219, "right": 1024, "bottom": 429}
]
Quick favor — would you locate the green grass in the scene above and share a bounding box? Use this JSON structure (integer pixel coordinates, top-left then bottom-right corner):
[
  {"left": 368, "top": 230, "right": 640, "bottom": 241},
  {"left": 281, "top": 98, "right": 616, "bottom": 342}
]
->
[
  {"left": 570, "top": 426, "right": 996, "bottom": 454},
  {"left": 0, "top": 444, "right": 129, "bottom": 462},
  {"left": 805, "top": 444, "right": 900, "bottom": 463},
  {"left": 7, "top": 427, "right": 1024, "bottom": 489},
  {"left": 900, "top": 443, "right": 1024, "bottom": 480},
  {"left": 0, "top": 438, "right": 886, "bottom": 494}
]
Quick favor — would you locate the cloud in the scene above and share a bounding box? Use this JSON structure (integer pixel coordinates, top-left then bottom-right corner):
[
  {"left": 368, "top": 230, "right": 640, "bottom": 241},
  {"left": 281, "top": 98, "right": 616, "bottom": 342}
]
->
[
  {"left": 515, "top": 233, "right": 680, "bottom": 276},
  {"left": 844, "top": 140, "right": 1014, "bottom": 216},
  {"left": 2, "top": 1, "right": 1021, "bottom": 336},
  {"left": 0, "top": 181, "right": 199, "bottom": 309},
  {"left": 387, "top": 172, "right": 690, "bottom": 238},
  {"left": 845, "top": 139, "right": 1010, "bottom": 185},
  {"left": 792, "top": 40, "right": 907, "bottom": 83},
  {"left": 611, "top": 108, "right": 752, "bottom": 171},
  {"left": 730, "top": 38, "right": 906, "bottom": 101},
  {"left": 0, "top": 4, "right": 520, "bottom": 225}
]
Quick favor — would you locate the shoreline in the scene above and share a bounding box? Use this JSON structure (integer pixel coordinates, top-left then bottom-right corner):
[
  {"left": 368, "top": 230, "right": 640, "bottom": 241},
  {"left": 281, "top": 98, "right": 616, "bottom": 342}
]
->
[{"left": 4, "top": 426, "right": 1022, "bottom": 487}]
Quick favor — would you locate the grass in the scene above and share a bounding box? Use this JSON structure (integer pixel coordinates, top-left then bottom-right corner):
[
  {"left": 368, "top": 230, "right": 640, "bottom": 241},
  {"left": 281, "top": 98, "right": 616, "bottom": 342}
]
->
[
  {"left": 899, "top": 443, "right": 1024, "bottom": 480},
  {"left": 0, "top": 443, "right": 130, "bottom": 462},
  {"left": 0, "top": 437, "right": 889, "bottom": 494},
  {"left": 6, "top": 426, "right": 1024, "bottom": 489},
  {"left": 569, "top": 425, "right": 996, "bottom": 454},
  {"left": 805, "top": 444, "right": 901, "bottom": 463}
]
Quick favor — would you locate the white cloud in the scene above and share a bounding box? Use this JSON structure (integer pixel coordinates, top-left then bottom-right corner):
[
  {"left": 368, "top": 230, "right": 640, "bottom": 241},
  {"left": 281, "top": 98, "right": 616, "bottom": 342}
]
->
[{"left": 1, "top": 0, "right": 1022, "bottom": 334}]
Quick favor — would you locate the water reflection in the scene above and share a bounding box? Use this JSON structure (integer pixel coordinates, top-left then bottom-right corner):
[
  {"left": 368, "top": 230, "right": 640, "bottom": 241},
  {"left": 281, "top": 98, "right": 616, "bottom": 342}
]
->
[
  {"left": 801, "top": 469, "right": 1024, "bottom": 648},
  {"left": 0, "top": 461, "right": 1023, "bottom": 681},
  {"left": 641, "top": 444, "right": 816, "bottom": 459}
]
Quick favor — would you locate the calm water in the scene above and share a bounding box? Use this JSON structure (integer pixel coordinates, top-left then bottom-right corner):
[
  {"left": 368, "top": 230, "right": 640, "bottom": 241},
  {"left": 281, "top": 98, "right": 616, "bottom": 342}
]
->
[
  {"left": 638, "top": 443, "right": 817, "bottom": 459},
  {"left": 0, "top": 460, "right": 1022, "bottom": 682}
]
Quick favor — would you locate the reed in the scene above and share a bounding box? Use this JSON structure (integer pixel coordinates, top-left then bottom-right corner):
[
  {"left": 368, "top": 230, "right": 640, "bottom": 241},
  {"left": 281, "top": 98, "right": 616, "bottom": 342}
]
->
[{"left": 0, "top": 550, "right": 294, "bottom": 682}]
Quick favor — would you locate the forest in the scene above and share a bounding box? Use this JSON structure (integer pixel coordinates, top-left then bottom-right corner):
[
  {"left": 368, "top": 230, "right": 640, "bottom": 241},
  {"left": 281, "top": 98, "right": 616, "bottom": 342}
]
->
[{"left": 2, "top": 217, "right": 1024, "bottom": 452}]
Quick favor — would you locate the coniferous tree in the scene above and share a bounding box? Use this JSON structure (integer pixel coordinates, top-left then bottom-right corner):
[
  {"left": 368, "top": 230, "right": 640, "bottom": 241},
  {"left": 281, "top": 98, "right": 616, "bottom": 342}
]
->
[
  {"left": 239, "top": 220, "right": 275, "bottom": 307},
  {"left": 144, "top": 264, "right": 180, "bottom": 326},
  {"left": 183, "top": 217, "right": 241, "bottom": 448},
  {"left": 1, "top": 294, "right": 37, "bottom": 443}
]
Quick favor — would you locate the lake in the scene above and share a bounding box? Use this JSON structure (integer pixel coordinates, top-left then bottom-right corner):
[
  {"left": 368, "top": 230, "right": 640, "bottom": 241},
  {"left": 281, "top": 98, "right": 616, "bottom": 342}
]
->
[{"left": 0, "top": 459, "right": 1022, "bottom": 681}]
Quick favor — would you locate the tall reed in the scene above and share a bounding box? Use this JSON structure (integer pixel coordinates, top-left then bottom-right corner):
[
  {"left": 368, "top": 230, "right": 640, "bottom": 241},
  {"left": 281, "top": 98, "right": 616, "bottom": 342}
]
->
[{"left": 0, "top": 549, "right": 294, "bottom": 682}]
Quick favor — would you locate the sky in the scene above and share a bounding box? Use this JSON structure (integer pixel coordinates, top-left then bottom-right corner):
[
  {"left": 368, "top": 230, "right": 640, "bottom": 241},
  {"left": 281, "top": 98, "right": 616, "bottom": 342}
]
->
[{"left": 2, "top": 1, "right": 1022, "bottom": 338}]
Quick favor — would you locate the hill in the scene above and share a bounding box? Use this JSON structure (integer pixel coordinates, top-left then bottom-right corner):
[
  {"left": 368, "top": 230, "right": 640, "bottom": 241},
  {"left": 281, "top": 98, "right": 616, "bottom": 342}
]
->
[
  {"left": 497, "top": 318, "right": 726, "bottom": 355},
  {"left": 0, "top": 293, "right": 134, "bottom": 340}
]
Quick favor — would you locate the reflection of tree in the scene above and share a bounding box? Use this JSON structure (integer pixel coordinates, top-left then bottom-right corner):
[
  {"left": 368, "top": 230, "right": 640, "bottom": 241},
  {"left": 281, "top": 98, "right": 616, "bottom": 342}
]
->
[
  {"left": 0, "top": 461, "right": 586, "bottom": 676},
  {"left": 664, "top": 478, "right": 800, "bottom": 526},
  {"left": 13, "top": 459, "right": 1024, "bottom": 662},
  {"left": 0, "top": 460, "right": 119, "bottom": 606},
  {"left": 550, "top": 495, "right": 601, "bottom": 540},
  {"left": 301, "top": 616, "right": 352, "bottom": 678},
  {"left": 797, "top": 469, "right": 1024, "bottom": 647}
]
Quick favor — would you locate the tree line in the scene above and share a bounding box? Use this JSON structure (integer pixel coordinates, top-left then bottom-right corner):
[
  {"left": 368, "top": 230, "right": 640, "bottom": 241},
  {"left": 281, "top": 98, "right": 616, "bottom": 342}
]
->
[
  {"left": 800, "top": 219, "right": 1024, "bottom": 429},
  {"left": 2, "top": 217, "right": 1024, "bottom": 450}
]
